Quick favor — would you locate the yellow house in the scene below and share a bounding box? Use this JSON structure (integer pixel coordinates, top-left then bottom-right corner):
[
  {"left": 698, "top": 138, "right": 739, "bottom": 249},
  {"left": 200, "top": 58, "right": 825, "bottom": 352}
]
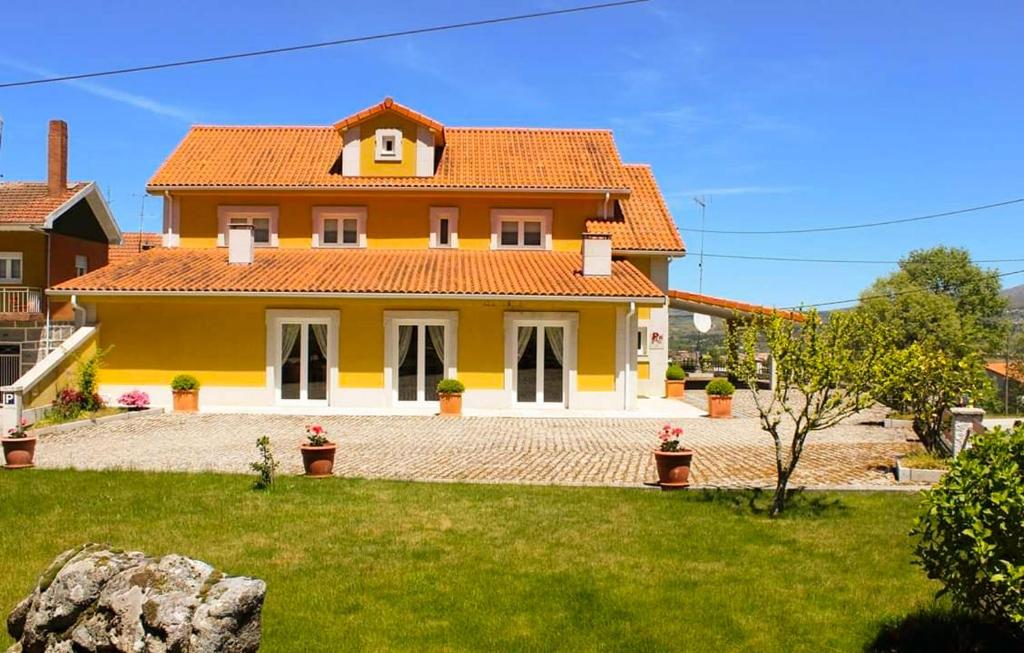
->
[{"left": 50, "top": 98, "right": 686, "bottom": 412}]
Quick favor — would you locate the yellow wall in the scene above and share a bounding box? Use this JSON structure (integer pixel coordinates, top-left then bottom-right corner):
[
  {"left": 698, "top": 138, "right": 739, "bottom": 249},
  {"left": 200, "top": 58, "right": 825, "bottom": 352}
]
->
[
  {"left": 175, "top": 193, "right": 604, "bottom": 253},
  {"left": 0, "top": 232, "right": 47, "bottom": 288},
  {"left": 637, "top": 361, "right": 650, "bottom": 381},
  {"left": 357, "top": 112, "right": 419, "bottom": 177},
  {"left": 91, "top": 297, "right": 620, "bottom": 393}
]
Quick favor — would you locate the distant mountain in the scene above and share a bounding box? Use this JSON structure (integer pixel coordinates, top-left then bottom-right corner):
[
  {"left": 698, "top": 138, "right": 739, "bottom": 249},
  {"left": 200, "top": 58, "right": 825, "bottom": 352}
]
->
[{"left": 1002, "top": 284, "right": 1024, "bottom": 310}]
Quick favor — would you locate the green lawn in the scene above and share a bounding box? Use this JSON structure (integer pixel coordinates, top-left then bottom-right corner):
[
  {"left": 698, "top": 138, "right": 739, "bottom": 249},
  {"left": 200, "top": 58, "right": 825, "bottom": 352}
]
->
[{"left": 0, "top": 471, "right": 939, "bottom": 652}]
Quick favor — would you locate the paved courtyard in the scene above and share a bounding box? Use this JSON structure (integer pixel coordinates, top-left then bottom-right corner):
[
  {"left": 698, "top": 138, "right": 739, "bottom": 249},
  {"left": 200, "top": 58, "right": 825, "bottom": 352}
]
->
[{"left": 33, "top": 399, "right": 921, "bottom": 489}]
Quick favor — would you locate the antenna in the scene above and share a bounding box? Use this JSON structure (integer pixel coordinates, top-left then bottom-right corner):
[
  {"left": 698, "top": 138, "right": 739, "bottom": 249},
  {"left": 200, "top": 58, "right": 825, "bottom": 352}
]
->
[
  {"left": 130, "top": 193, "right": 147, "bottom": 253},
  {"left": 692, "top": 195, "right": 710, "bottom": 371},
  {"left": 0, "top": 116, "right": 5, "bottom": 178}
]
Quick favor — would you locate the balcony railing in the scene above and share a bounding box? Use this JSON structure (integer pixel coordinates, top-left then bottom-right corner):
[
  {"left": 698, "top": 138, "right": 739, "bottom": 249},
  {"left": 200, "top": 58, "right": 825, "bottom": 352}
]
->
[{"left": 0, "top": 287, "right": 42, "bottom": 315}]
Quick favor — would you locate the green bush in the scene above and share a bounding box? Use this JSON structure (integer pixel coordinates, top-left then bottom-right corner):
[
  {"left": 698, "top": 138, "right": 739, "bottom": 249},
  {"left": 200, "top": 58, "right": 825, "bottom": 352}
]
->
[
  {"left": 913, "top": 425, "right": 1024, "bottom": 629},
  {"left": 665, "top": 363, "right": 687, "bottom": 381},
  {"left": 436, "top": 378, "right": 465, "bottom": 394},
  {"left": 170, "top": 374, "right": 200, "bottom": 392},
  {"left": 705, "top": 378, "right": 735, "bottom": 397},
  {"left": 76, "top": 347, "right": 109, "bottom": 412}
]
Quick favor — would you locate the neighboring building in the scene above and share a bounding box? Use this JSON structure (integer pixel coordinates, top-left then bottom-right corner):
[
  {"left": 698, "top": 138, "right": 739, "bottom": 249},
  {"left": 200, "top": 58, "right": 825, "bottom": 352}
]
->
[
  {"left": 0, "top": 121, "right": 121, "bottom": 385},
  {"left": 985, "top": 361, "right": 1024, "bottom": 412},
  {"left": 51, "top": 98, "right": 761, "bottom": 412}
]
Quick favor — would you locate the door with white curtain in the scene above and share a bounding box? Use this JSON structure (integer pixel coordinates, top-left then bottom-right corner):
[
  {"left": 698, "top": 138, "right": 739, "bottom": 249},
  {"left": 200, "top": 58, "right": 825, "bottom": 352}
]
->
[
  {"left": 277, "top": 321, "right": 330, "bottom": 404},
  {"left": 395, "top": 323, "right": 447, "bottom": 403},
  {"left": 515, "top": 324, "right": 566, "bottom": 406}
]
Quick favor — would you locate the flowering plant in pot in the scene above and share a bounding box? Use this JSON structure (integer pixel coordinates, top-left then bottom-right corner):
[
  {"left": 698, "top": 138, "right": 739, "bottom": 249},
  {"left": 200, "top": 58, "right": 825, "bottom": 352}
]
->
[
  {"left": 653, "top": 424, "right": 693, "bottom": 489},
  {"left": 705, "top": 378, "right": 735, "bottom": 418},
  {"left": 436, "top": 378, "right": 465, "bottom": 416},
  {"left": 170, "top": 374, "right": 200, "bottom": 413},
  {"left": 2, "top": 418, "right": 35, "bottom": 469},
  {"left": 665, "top": 363, "right": 687, "bottom": 399},
  {"left": 117, "top": 390, "right": 150, "bottom": 411},
  {"left": 300, "top": 424, "right": 337, "bottom": 478}
]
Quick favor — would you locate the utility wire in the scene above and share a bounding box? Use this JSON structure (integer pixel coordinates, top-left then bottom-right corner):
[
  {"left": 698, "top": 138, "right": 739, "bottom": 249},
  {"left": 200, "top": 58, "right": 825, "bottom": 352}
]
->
[
  {"left": 0, "top": 1, "right": 648, "bottom": 89},
  {"left": 784, "top": 267, "right": 1024, "bottom": 311},
  {"left": 677, "top": 197, "right": 1022, "bottom": 235},
  {"left": 698, "top": 252, "right": 1024, "bottom": 265}
]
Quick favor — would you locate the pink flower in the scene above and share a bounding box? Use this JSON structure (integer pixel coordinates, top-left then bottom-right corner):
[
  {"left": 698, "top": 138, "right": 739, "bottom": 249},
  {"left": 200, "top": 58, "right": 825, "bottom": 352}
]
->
[{"left": 672, "top": 428, "right": 683, "bottom": 437}]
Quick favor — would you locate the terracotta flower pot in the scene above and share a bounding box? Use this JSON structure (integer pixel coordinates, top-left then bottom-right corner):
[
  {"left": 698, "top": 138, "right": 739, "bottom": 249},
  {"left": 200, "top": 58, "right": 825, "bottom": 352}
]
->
[
  {"left": 2, "top": 436, "right": 37, "bottom": 469},
  {"left": 707, "top": 395, "right": 732, "bottom": 418},
  {"left": 172, "top": 390, "right": 198, "bottom": 413},
  {"left": 301, "top": 443, "right": 337, "bottom": 478},
  {"left": 665, "top": 379, "right": 686, "bottom": 399},
  {"left": 653, "top": 449, "right": 694, "bottom": 489},
  {"left": 439, "top": 392, "right": 462, "bottom": 416}
]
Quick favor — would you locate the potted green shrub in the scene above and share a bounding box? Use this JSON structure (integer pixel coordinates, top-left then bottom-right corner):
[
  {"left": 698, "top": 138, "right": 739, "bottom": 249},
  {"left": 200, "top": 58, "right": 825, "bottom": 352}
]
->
[
  {"left": 437, "top": 378, "right": 465, "bottom": 416},
  {"left": 705, "top": 378, "right": 735, "bottom": 418},
  {"left": 1, "top": 418, "right": 35, "bottom": 469},
  {"left": 653, "top": 424, "right": 693, "bottom": 489},
  {"left": 170, "top": 374, "right": 200, "bottom": 413},
  {"left": 665, "top": 363, "right": 687, "bottom": 399},
  {"left": 300, "top": 424, "right": 336, "bottom": 478}
]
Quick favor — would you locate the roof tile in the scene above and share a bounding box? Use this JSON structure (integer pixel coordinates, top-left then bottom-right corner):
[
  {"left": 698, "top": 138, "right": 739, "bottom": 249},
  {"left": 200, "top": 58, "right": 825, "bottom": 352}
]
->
[{"left": 0, "top": 182, "right": 89, "bottom": 225}]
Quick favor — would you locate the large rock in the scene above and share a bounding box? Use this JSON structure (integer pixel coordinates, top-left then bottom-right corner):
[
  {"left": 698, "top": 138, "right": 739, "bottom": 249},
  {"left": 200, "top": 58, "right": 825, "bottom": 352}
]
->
[{"left": 5, "top": 544, "right": 265, "bottom": 653}]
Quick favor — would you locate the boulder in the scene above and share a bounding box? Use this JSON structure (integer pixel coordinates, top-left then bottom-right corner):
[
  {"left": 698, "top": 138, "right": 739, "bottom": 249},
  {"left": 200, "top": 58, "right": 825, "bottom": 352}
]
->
[{"left": 5, "top": 544, "right": 265, "bottom": 653}]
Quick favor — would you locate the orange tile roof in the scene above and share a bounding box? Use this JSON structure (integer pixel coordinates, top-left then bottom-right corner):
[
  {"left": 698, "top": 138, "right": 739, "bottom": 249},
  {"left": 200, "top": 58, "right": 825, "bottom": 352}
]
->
[
  {"left": 108, "top": 232, "right": 163, "bottom": 264},
  {"left": 147, "top": 125, "right": 629, "bottom": 192},
  {"left": 586, "top": 165, "right": 685, "bottom": 253},
  {"left": 668, "top": 290, "right": 805, "bottom": 321},
  {"left": 986, "top": 362, "right": 1024, "bottom": 383},
  {"left": 332, "top": 97, "right": 445, "bottom": 137},
  {"left": 0, "top": 181, "right": 89, "bottom": 225},
  {"left": 52, "top": 248, "right": 665, "bottom": 300}
]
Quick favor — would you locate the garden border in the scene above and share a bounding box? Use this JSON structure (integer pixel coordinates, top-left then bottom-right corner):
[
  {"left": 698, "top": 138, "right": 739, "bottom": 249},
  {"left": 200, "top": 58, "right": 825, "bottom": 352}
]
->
[{"left": 29, "top": 407, "right": 166, "bottom": 437}]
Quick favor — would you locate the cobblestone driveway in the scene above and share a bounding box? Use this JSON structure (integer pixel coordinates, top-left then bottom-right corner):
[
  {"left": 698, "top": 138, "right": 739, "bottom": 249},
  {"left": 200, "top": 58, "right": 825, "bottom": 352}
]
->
[{"left": 33, "top": 408, "right": 919, "bottom": 489}]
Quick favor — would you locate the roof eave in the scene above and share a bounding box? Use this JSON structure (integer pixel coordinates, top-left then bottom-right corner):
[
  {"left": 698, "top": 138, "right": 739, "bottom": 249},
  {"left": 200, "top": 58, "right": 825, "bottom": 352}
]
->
[{"left": 146, "top": 184, "right": 633, "bottom": 196}]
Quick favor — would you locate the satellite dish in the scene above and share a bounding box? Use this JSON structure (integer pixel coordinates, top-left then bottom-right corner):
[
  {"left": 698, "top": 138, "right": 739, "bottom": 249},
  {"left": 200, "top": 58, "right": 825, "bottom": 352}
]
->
[{"left": 693, "top": 313, "right": 713, "bottom": 334}]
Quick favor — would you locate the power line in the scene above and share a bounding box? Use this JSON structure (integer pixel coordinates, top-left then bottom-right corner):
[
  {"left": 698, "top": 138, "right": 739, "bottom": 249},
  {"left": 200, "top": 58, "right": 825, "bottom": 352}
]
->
[
  {"left": 677, "top": 197, "right": 1022, "bottom": 235},
  {"left": 698, "top": 252, "right": 1024, "bottom": 265},
  {"left": 0, "top": 1, "right": 648, "bottom": 89},
  {"left": 784, "top": 267, "right": 1024, "bottom": 311}
]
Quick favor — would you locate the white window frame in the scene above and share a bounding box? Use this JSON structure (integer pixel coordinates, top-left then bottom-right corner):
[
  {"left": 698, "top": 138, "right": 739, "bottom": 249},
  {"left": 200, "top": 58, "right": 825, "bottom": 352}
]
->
[
  {"left": 504, "top": 311, "right": 578, "bottom": 409},
  {"left": 429, "top": 207, "right": 459, "bottom": 248},
  {"left": 312, "top": 207, "right": 367, "bottom": 248},
  {"left": 490, "top": 209, "right": 553, "bottom": 250},
  {"left": 637, "top": 323, "right": 649, "bottom": 360},
  {"left": 0, "top": 252, "right": 23, "bottom": 285},
  {"left": 217, "top": 206, "right": 279, "bottom": 248},
  {"left": 383, "top": 311, "right": 458, "bottom": 406},
  {"left": 374, "top": 128, "right": 403, "bottom": 162},
  {"left": 265, "top": 309, "right": 339, "bottom": 406},
  {"left": 74, "top": 255, "right": 88, "bottom": 277}
]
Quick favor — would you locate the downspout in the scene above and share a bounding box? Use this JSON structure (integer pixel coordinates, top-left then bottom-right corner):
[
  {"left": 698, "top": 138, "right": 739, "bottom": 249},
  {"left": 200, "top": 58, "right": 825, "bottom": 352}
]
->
[
  {"left": 70, "top": 294, "right": 87, "bottom": 328},
  {"left": 602, "top": 191, "right": 610, "bottom": 220},
  {"left": 625, "top": 300, "right": 635, "bottom": 410},
  {"left": 44, "top": 229, "right": 51, "bottom": 352}
]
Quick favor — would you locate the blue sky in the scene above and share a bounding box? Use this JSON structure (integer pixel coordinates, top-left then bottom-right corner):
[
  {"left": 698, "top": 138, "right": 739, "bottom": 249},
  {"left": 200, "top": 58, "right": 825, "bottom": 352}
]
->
[{"left": 0, "top": 1, "right": 1021, "bottom": 307}]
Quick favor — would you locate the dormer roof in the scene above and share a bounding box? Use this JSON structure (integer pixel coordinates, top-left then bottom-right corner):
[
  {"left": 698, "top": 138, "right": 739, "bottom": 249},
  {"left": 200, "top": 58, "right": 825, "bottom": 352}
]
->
[{"left": 332, "top": 97, "right": 445, "bottom": 144}]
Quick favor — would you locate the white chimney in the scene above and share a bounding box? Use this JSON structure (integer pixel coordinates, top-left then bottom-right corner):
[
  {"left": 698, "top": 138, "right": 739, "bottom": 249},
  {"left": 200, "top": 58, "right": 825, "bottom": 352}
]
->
[
  {"left": 581, "top": 233, "right": 612, "bottom": 277},
  {"left": 228, "top": 223, "right": 255, "bottom": 264}
]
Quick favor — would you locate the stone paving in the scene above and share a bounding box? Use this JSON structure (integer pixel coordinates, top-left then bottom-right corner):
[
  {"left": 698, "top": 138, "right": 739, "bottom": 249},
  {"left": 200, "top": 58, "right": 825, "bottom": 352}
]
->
[{"left": 33, "top": 406, "right": 922, "bottom": 489}]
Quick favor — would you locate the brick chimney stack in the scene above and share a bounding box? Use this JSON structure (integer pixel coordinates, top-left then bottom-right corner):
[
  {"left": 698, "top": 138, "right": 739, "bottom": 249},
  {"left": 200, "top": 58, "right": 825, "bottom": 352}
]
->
[{"left": 47, "top": 120, "right": 68, "bottom": 197}]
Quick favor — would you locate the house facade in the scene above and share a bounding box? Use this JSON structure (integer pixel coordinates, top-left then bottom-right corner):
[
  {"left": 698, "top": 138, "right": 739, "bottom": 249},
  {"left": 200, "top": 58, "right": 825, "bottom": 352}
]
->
[
  {"left": 50, "top": 99, "right": 684, "bottom": 412},
  {"left": 0, "top": 120, "right": 121, "bottom": 387}
]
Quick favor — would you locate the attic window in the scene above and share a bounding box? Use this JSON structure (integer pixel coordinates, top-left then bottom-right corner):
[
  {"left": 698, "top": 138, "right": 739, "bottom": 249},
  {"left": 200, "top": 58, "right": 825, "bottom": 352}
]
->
[{"left": 375, "top": 128, "right": 402, "bottom": 162}]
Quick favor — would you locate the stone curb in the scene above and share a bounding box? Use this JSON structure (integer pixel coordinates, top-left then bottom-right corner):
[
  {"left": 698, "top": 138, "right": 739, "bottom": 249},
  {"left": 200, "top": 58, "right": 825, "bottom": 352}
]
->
[{"left": 30, "top": 407, "right": 166, "bottom": 437}]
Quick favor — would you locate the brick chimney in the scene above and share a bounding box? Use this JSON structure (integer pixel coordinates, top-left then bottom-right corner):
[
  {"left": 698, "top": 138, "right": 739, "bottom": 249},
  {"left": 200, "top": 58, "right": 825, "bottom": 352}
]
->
[{"left": 47, "top": 120, "right": 68, "bottom": 197}]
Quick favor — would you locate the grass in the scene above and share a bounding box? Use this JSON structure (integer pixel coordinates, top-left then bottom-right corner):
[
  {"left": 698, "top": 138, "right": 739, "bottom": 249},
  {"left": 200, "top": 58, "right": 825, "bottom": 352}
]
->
[
  {"left": 0, "top": 471, "right": 943, "bottom": 652},
  {"left": 899, "top": 451, "right": 951, "bottom": 470}
]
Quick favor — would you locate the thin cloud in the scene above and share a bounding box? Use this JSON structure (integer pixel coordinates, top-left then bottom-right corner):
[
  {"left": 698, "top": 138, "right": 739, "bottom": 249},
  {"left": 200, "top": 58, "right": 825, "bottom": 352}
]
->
[
  {"left": 0, "top": 57, "right": 197, "bottom": 122},
  {"left": 668, "top": 186, "right": 805, "bottom": 197}
]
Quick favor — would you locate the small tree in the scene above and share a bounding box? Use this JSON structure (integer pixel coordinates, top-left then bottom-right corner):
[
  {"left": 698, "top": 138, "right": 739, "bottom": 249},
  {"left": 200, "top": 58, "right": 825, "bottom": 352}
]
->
[
  {"left": 876, "top": 343, "right": 991, "bottom": 455},
  {"left": 728, "top": 309, "right": 890, "bottom": 516}
]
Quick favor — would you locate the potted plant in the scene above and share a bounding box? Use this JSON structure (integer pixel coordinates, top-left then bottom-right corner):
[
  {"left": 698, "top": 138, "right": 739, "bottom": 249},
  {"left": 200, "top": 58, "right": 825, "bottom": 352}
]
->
[
  {"left": 300, "top": 424, "right": 336, "bottom": 478},
  {"left": 706, "top": 378, "right": 735, "bottom": 418},
  {"left": 437, "top": 378, "right": 465, "bottom": 416},
  {"left": 653, "top": 424, "right": 693, "bottom": 489},
  {"left": 118, "top": 390, "right": 150, "bottom": 411},
  {"left": 2, "top": 418, "right": 35, "bottom": 469},
  {"left": 665, "top": 363, "right": 687, "bottom": 399},
  {"left": 170, "top": 374, "right": 200, "bottom": 413}
]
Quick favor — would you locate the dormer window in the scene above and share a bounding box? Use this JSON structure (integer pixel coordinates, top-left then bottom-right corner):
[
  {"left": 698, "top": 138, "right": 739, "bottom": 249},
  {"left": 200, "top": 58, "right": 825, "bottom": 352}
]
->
[{"left": 375, "top": 128, "right": 403, "bottom": 162}]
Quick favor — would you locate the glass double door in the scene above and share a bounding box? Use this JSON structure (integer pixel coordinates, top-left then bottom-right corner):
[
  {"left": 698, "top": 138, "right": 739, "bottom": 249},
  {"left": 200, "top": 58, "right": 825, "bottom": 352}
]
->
[
  {"left": 515, "top": 325, "right": 565, "bottom": 406},
  {"left": 279, "top": 322, "right": 329, "bottom": 403},
  {"left": 396, "top": 323, "right": 446, "bottom": 403}
]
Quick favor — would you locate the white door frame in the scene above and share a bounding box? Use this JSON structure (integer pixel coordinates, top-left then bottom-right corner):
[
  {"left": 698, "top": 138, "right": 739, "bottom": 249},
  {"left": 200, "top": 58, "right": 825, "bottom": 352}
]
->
[
  {"left": 383, "top": 311, "right": 458, "bottom": 406},
  {"left": 265, "top": 309, "right": 339, "bottom": 406},
  {"left": 504, "top": 312, "right": 578, "bottom": 409}
]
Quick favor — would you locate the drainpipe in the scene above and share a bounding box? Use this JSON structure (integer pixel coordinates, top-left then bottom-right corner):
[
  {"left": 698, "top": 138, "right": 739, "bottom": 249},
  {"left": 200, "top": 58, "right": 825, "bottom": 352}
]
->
[
  {"left": 44, "top": 230, "right": 51, "bottom": 352},
  {"left": 624, "top": 301, "right": 635, "bottom": 410},
  {"left": 602, "top": 191, "right": 610, "bottom": 220},
  {"left": 70, "top": 294, "right": 87, "bottom": 328}
]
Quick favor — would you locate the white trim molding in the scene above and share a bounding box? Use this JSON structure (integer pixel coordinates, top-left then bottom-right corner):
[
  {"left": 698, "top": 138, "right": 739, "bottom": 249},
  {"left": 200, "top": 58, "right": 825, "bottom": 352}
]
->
[
  {"left": 342, "top": 126, "right": 361, "bottom": 176},
  {"left": 428, "top": 207, "right": 459, "bottom": 248},
  {"left": 162, "top": 193, "right": 180, "bottom": 247},
  {"left": 312, "top": 206, "right": 367, "bottom": 248},
  {"left": 217, "top": 206, "right": 279, "bottom": 248},
  {"left": 374, "top": 128, "right": 403, "bottom": 162},
  {"left": 415, "top": 126, "right": 435, "bottom": 177},
  {"left": 503, "top": 311, "right": 578, "bottom": 409},
  {"left": 490, "top": 208, "right": 553, "bottom": 250},
  {"left": 265, "top": 309, "right": 340, "bottom": 407},
  {"left": 383, "top": 310, "right": 459, "bottom": 407}
]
